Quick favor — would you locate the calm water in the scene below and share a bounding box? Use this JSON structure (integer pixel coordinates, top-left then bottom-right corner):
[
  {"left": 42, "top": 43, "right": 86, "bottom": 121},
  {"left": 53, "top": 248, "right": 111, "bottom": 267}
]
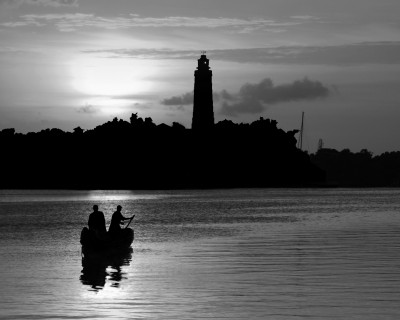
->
[{"left": 0, "top": 189, "right": 399, "bottom": 319}]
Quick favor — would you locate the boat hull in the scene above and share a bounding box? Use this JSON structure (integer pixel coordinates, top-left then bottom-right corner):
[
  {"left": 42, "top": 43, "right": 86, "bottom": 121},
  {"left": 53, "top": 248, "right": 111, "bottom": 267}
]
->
[{"left": 80, "top": 227, "right": 134, "bottom": 257}]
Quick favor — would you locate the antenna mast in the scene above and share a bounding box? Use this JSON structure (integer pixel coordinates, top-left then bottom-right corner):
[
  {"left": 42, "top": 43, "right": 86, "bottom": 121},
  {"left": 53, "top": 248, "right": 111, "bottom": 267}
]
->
[
  {"left": 317, "top": 138, "right": 324, "bottom": 151},
  {"left": 297, "top": 112, "right": 304, "bottom": 150}
]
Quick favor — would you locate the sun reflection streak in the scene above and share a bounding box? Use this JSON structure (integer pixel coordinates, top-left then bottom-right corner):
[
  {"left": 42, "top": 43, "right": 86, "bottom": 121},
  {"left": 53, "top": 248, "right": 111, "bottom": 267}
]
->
[{"left": 86, "top": 190, "right": 166, "bottom": 202}]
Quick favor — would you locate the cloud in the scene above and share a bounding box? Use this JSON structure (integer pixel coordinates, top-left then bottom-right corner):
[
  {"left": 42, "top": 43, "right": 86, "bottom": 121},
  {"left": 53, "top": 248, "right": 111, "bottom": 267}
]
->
[
  {"left": 161, "top": 77, "right": 330, "bottom": 116},
  {"left": 161, "top": 92, "right": 194, "bottom": 106},
  {"left": 123, "top": 15, "right": 300, "bottom": 29},
  {"left": 0, "top": 0, "right": 18, "bottom": 5},
  {"left": 0, "top": 0, "right": 78, "bottom": 7},
  {"left": 211, "top": 42, "right": 400, "bottom": 66},
  {"left": 220, "top": 78, "right": 330, "bottom": 116},
  {"left": 239, "top": 78, "right": 329, "bottom": 104},
  {"left": 82, "top": 48, "right": 197, "bottom": 59},
  {"left": 219, "top": 90, "right": 235, "bottom": 101},
  {"left": 290, "top": 15, "right": 320, "bottom": 21},
  {"left": 111, "top": 93, "right": 158, "bottom": 101},
  {"left": 1, "top": 19, "right": 44, "bottom": 27},
  {"left": 0, "top": 13, "right": 92, "bottom": 31},
  {"left": 221, "top": 99, "right": 265, "bottom": 116},
  {"left": 76, "top": 103, "right": 98, "bottom": 114},
  {"left": 82, "top": 42, "right": 400, "bottom": 66},
  {"left": 25, "top": 0, "right": 78, "bottom": 6},
  {"left": 161, "top": 91, "right": 223, "bottom": 106},
  {"left": 2, "top": 12, "right": 303, "bottom": 33}
]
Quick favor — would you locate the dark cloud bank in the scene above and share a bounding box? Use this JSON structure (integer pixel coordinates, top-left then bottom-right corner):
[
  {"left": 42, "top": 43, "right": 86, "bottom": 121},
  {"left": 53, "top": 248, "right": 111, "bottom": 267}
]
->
[{"left": 162, "top": 77, "right": 330, "bottom": 116}]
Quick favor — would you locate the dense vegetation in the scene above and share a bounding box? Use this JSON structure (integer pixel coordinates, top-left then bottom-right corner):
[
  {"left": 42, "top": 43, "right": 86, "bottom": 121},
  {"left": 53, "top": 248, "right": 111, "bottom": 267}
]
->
[
  {"left": 0, "top": 114, "right": 324, "bottom": 189},
  {"left": 311, "top": 148, "right": 400, "bottom": 187}
]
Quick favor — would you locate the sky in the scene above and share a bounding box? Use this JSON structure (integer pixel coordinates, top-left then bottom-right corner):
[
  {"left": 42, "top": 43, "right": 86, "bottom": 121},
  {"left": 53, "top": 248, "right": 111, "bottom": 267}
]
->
[{"left": 1, "top": 0, "right": 400, "bottom": 154}]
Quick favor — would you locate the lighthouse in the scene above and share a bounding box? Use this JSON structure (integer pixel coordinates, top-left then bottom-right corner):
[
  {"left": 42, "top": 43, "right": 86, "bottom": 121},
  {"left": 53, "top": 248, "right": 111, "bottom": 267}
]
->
[{"left": 191, "top": 53, "right": 214, "bottom": 130}]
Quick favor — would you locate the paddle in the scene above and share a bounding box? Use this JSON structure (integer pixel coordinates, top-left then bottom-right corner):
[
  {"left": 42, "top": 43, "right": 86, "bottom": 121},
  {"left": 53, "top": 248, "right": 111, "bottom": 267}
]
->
[{"left": 125, "top": 215, "right": 135, "bottom": 229}]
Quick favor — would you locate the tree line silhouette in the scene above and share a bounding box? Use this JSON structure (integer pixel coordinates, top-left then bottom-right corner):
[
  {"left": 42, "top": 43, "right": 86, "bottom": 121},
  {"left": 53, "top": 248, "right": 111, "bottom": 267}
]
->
[
  {"left": 311, "top": 148, "right": 400, "bottom": 187},
  {"left": 0, "top": 113, "right": 325, "bottom": 189}
]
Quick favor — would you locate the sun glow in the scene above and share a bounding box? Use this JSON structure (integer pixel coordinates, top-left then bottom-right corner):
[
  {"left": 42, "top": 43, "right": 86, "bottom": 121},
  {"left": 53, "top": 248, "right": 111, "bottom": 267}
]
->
[
  {"left": 81, "top": 97, "right": 138, "bottom": 115},
  {"left": 70, "top": 57, "right": 157, "bottom": 97}
]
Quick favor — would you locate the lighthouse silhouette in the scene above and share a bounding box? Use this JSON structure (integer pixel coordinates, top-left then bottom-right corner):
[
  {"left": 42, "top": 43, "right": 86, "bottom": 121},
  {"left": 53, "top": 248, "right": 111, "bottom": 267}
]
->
[{"left": 191, "top": 53, "right": 215, "bottom": 130}]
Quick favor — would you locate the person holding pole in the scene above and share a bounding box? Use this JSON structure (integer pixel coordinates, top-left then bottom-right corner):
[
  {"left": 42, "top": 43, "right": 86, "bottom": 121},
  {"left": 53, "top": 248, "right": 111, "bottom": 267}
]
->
[{"left": 108, "top": 205, "right": 134, "bottom": 237}]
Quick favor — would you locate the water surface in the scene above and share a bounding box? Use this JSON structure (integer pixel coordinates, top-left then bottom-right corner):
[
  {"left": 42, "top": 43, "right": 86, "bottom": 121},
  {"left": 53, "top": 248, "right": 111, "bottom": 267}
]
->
[{"left": 0, "top": 189, "right": 399, "bottom": 319}]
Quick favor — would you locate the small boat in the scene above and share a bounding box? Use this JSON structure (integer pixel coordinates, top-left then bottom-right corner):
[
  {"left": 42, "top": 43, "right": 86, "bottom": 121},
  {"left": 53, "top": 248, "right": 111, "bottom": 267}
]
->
[{"left": 80, "top": 227, "right": 134, "bottom": 258}]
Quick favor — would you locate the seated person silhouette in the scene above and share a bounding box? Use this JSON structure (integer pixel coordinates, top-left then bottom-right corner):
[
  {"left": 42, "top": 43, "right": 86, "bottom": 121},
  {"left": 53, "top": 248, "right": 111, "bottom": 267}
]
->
[
  {"left": 108, "top": 205, "right": 132, "bottom": 237},
  {"left": 88, "top": 205, "right": 107, "bottom": 239}
]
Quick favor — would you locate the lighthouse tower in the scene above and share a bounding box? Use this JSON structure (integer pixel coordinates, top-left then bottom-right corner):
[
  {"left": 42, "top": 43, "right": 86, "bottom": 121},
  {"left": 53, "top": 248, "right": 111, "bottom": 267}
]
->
[{"left": 191, "top": 53, "right": 214, "bottom": 130}]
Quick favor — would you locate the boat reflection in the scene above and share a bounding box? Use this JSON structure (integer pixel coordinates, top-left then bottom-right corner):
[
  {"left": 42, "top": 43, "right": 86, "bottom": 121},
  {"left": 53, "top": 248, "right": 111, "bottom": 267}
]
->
[{"left": 80, "top": 248, "right": 133, "bottom": 291}]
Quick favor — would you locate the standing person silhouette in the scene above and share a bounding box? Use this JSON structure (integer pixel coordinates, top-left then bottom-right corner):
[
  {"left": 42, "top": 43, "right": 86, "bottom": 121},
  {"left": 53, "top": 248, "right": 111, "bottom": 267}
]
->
[
  {"left": 88, "top": 205, "right": 106, "bottom": 239},
  {"left": 109, "top": 205, "right": 133, "bottom": 237}
]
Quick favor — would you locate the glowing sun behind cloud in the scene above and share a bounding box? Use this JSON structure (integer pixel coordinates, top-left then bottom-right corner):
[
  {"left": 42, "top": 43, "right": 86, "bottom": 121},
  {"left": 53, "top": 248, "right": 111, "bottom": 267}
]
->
[{"left": 70, "top": 56, "right": 157, "bottom": 97}]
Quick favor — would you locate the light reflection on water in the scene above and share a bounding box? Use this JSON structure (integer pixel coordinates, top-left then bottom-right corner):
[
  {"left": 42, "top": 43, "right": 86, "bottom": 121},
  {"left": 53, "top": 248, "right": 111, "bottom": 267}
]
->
[
  {"left": 0, "top": 189, "right": 167, "bottom": 203},
  {"left": 0, "top": 189, "right": 399, "bottom": 319},
  {"left": 80, "top": 248, "right": 133, "bottom": 292}
]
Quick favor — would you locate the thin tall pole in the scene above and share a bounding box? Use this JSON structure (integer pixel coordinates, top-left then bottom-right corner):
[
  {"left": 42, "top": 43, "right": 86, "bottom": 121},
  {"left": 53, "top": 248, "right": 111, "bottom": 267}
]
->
[{"left": 297, "top": 112, "right": 304, "bottom": 150}]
